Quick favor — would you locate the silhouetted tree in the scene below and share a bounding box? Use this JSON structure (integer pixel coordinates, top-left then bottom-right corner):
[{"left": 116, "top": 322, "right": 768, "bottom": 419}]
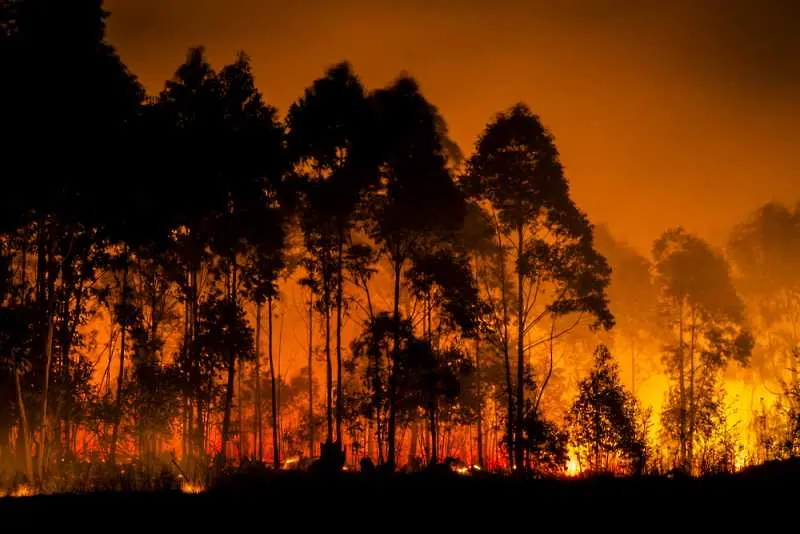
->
[
  {"left": 567, "top": 345, "right": 642, "bottom": 473},
  {"left": 653, "top": 227, "right": 753, "bottom": 472},
  {"left": 465, "top": 103, "right": 614, "bottom": 470},
  {"left": 365, "top": 76, "right": 467, "bottom": 469},
  {"left": 287, "top": 63, "right": 375, "bottom": 454},
  {"left": 728, "top": 202, "right": 800, "bottom": 384}
]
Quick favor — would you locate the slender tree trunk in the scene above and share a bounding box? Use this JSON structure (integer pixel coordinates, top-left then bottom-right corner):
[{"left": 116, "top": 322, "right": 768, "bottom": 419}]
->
[
  {"left": 500, "top": 264, "right": 514, "bottom": 470},
  {"left": 110, "top": 246, "right": 129, "bottom": 465},
  {"left": 15, "top": 369, "right": 33, "bottom": 483},
  {"left": 335, "top": 229, "right": 344, "bottom": 447},
  {"left": 324, "top": 273, "right": 333, "bottom": 445},
  {"left": 429, "top": 403, "right": 438, "bottom": 465},
  {"left": 307, "top": 287, "right": 314, "bottom": 457},
  {"left": 220, "top": 356, "right": 236, "bottom": 463},
  {"left": 237, "top": 359, "right": 243, "bottom": 461},
  {"left": 387, "top": 257, "right": 402, "bottom": 469},
  {"left": 59, "top": 267, "right": 72, "bottom": 464},
  {"left": 37, "top": 309, "right": 55, "bottom": 481},
  {"left": 220, "top": 257, "right": 238, "bottom": 463},
  {"left": 268, "top": 295, "right": 279, "bottom": 468},
  {"left": 255, "top": 301, "right": 262, "bottom": 462},
  {"left": 678, "top": 297, "right": 687, "bottom": 471},
  {"left": 514, "top": 223, "right": 525, "bottom": 472},
  {"left": 476, "top": 337, "right": 484, "bottom": 468},
  {"left": 182, "top": 277, "right": 191, "bottom": 464},
  {"left": 688, "top": 305, "right": 696, "bottom": 474}
]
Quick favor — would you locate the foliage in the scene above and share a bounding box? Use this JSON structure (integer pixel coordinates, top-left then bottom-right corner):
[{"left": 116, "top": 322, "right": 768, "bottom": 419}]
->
[{"left": 567, "top": 345, "right": 643, "bottom": 474}]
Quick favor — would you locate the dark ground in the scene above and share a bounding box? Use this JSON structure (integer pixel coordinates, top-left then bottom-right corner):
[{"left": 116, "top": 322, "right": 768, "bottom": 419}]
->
[{"left": 2, "top": 460, "right": 797, "bottom": 530}]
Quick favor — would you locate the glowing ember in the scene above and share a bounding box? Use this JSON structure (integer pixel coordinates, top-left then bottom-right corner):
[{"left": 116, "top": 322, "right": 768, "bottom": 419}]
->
[
  {"left": 9, "top": 484, "right": 36, "bottom": 497},
  {"left": 180, "top": 482, "right": 205, "bottom": 494},
  {"left": 453, "top": 465, "right": 469, "bottom": 475}
]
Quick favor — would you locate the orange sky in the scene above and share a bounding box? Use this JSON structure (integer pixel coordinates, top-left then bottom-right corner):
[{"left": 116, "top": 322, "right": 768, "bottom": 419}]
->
[{"left": 104, "top": 0, "right": 799, "bottom": 254}]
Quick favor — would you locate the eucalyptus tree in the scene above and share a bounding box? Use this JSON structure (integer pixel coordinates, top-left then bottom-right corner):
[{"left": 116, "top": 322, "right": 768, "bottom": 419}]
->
[
  {"left": 653, "top": 227, "right": 753, "bottom": 472},
  {"left": 366, "top": 75, "right": 466, "bottom": 469},
  {"left": 728, "top": 202, "right": 800, "bottom": 383},
  {"left": 286, "top": 62, "right": 374, "bottom": 450},
  {"left": 465, "top": 103, "right": 613, "bottom": 470}
]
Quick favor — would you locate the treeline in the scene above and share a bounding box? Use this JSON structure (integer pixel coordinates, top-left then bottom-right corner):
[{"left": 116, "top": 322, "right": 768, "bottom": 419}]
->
[{"left": 1, "top": 1, "right": 798, "bottom": 489}]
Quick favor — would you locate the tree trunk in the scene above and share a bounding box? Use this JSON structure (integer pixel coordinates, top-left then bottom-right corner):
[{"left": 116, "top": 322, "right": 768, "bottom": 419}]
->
[
  {"left": 15, "top": 369, "right": 33, "bottom": 483},
  {"left": 307, "top": 287, "right": 314, "bottom": 458},
  {"left": 514, "top": 223, "right": 525, "bottom": 472},
  {"left": 37, "top": 309, "right": 55, "bottom": 481},
  {"left": 387, "top": 257, "right": 402, "bottom": 470},
  {"left": 499, "top": 252, "right": 514, "bottom": 471},
  {"left": 220, "top": 257, "right": 238, "bottom": 464},
  {"left": 688, "top": 305, "right": 696, "bottom": 474},
  {"left": 268, "top": 295, "right": 279, "bottom": 468},
  {"left": 678, "top": 297, "right": 687, "bottom": 472},
  {"left": 429, "top": 403, "right": 438, "bottom": 465},
  {"left": 255, "top": 301, "right": 262, "bottom": 462},
  {"left": 237, "top": 357, "right": 243, "bottom": 461},
  {"left": 475, "top": 337, "right": 484, "bottom": 468},
  {"left": 60, "top": 264, "right": 73, "bottom": 463},
  {"left": 324, "top": 274, "right": 333, "bottom": 445},
  {"left": 220, "top": 355, "right": 236, "bottom": 463},
  {"left": 109, "top": 247, "right": 129, "bottom": 465},
  {"left": 335, "top": 229, "right": 344, "bottom": 446}
]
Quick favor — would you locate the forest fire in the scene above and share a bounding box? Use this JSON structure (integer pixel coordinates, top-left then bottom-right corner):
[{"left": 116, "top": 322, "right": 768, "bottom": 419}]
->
[
  {"left": 8, "top": 484, "right": 36, "bottom": 498},
  {"left": 1, "top": 0, "right": 799, "bottom": 505},
  {"left": 179, "top": 482, "right": 205, "bottom": 495},
  {"left": 566, "top": 456, "right": 581, "bottom": 478}
]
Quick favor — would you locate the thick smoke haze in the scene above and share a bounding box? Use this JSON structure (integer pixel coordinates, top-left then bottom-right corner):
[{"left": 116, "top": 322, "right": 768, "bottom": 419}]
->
[{"left": 105, "top": 0, "right": 799, "bottom": 253}]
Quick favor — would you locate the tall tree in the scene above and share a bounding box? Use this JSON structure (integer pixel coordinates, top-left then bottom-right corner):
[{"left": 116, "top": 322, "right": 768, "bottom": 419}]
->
[
  {"left": 728, "top": 202, "right": 800, "bottom": 384},
  {"left": 287, "top": 62, "right": 373, "bottom": 453},
  {"left": 594, "top": 225, "right": 658, "bottom": 396},
  {"left": 465, "top": 103, "right": 613, "bottom": 471},
  {"left": 653, "top": 227, "right": 753, "bottom": 472},
  {"left": 367, "top": 76, "right": 466, "bottom": 469}
]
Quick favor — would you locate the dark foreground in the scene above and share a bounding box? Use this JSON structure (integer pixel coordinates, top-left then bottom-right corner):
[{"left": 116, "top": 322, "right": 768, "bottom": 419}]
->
[{"left": 2, "top": 461, "right": 797, "bottom": 530}]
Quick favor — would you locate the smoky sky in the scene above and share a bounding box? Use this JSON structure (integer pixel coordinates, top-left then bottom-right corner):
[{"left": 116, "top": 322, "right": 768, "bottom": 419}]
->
[{"left": 104, "top": 0, "right": 799, "bottom": 253}]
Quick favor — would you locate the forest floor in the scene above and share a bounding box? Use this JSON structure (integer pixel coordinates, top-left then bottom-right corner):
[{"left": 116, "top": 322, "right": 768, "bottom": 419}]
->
[{"left": 1, "top": 460, "right": 797, "bottom": 529}]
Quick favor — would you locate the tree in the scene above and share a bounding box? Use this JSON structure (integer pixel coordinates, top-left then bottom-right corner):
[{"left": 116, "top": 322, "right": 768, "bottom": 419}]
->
[
  {"left": 365, "top": 76, "right": 466, "bottom": 469},
  {"left": 401, "top": 342, "right": 473, "bottom": 464},
  {"left": 567, "top": 345, "right": 642, "bottom": 473},
  {"left": 728, "top": 202, "right": 800, "bottom": 384},
  {"left": 653, "top": 227, "right": 753, "bottom": 472},
  {"left": 287, "top": 62, "right": 374, "bottom": 452},
  {"left": 1, "top": 0, "right": 144, "bottom": 479},
  {"left": 594, "top": 225, "right": 658, "bottom": 396},
  {"left": 196, "top": 292, "right": 255, "bottom": 460},
  {"left": 465, "top": 103, "right": 613, "bottom": 470},
  {"left": 242, "top": 224, "right": 287, "bottom": 468}
]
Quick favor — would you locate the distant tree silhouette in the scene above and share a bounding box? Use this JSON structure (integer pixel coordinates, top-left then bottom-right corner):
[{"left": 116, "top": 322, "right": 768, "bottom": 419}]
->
[
  {"left": 653, "top": 227, "right": 753, "bottom": 473},
  {"left": 465, "top": 103, "right": 613, "bottom": 471},
  {"left": 594, "top": 226, "right": 658, "bottom": 397},
  {"left": 728, "top": 202, "right": 800, "bottom": 384}
]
